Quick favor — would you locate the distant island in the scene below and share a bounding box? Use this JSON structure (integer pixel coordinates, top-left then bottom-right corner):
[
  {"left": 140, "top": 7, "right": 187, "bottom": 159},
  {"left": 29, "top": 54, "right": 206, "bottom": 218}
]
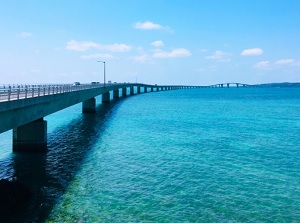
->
[{"left": 255, "top": 82, "right": 300, "bottom": 87}]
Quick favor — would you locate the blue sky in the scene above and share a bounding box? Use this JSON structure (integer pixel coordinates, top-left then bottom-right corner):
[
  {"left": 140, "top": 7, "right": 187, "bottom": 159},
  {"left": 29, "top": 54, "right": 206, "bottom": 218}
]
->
[{"left": 1, "top": 0, "right": 300, "bottom": 85}]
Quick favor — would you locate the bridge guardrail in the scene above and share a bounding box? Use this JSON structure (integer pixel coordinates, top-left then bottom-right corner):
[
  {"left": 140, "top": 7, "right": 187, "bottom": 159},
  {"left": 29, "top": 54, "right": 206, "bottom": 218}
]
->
[{"left": 0, "top": 83, "right": 106, "bottom": 102}]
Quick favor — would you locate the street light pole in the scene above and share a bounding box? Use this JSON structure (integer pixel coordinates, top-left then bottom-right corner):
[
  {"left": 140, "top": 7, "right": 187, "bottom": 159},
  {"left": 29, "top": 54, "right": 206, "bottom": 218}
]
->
[{"left": 97, "top": 61, "right": 106, "bottom": 87}]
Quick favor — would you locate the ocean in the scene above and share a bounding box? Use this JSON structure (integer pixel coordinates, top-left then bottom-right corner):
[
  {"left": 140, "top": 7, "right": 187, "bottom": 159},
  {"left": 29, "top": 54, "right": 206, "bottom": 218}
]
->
[{"left": 0, "top": 87, "right": 300, "bottom": 222}]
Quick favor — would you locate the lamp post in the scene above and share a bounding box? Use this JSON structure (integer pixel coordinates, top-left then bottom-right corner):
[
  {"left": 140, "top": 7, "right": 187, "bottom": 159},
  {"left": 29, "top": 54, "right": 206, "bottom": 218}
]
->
[{"left": 97, "top": 61, "right": 106, "bottom": 87}]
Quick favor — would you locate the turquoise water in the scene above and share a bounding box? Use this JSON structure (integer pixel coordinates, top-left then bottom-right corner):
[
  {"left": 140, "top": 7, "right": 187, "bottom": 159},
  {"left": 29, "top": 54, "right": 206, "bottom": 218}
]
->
[{"left": 1, "top": 88, "right": 300, "bottom": 222}]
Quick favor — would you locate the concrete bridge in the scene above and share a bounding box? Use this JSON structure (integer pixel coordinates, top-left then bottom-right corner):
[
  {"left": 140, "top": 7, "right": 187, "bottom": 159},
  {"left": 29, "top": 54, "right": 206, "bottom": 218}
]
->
[
  {"left": 208, "top": 83, "right": 253, "bottom": 88},
  {"left": 0, "top": 81, "right": 266, "bottom": 152},
  {"left": 0, "top": 83, "right": 198, "bottom": 152}
]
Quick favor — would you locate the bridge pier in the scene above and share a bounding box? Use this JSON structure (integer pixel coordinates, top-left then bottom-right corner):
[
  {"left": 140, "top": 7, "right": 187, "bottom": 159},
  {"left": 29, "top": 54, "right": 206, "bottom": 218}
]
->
[
  {"left": 137, "top": 86, "right": 141, "bottom": 93},
  {"left": 113, "top": 89, "right": 119, "bottom": 98},
  {"left": 144, "top": 87, "right": 147, "bottom": 93},
  {"left": 122, "top": 87, "right": 127, "bottom": 96},
  {"left": 102, "top": 91, "right": 110, "bottom": 103},
  {"left": 13, "top": 118, "right": 47, "bottom": 152},
  {"left": 82, "top": 98, "right": 96, "bottom": 113},
  {"left": 130, "top": 86, "right": 134, "bottom": 95}
]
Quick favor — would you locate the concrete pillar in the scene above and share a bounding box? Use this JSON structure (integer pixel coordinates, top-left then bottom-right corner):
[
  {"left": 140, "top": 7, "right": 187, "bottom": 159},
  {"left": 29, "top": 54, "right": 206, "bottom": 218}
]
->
[
  {"left": 151, "top": 87, "right": 153, "bottom": 92},
  {"left": 137, "top": 86, "right": 141, "bottom": 93},
  {"left": 122, "top": 87, "right": 127, "bottom": 96},
  {"left": 113, "top": 89, "right": 119, "bottom": 98},
  {"left": 82, "top": 98, "right": 96, "bottom": 113},
  {"left": 157, "top": 87, "right": 159, "bottom": 91},
  {"left": 130, "top": 86, "right": 134, "bottom": 95},
  {"left": 13, "top": 118, "right": 47, "bottom": 152},
  {"left": 102, "top": 91, "right": 110, "bottom": 103},
  {"left": 144, "top": 87, "right": 147, "bottom": 92}
]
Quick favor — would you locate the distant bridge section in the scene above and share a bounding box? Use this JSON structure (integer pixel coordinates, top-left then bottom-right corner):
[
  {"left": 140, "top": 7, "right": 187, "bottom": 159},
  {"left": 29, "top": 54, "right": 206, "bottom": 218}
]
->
[
  {"left": 208, "top": 83, "right": 253, "bottom": 88},
  {"left": 207, "top": 82, "right": 300, "bottom": 88}
]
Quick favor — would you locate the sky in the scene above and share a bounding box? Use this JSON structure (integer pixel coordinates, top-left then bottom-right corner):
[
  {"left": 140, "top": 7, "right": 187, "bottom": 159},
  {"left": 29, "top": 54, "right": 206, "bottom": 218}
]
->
[{"left": 1, "top": 0, "right": 300, "bottom": 85}]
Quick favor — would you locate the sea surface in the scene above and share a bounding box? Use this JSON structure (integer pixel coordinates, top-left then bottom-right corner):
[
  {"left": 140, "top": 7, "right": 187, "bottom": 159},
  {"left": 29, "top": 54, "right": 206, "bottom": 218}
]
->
[{"left": 0, "top": 87, "right": 300, "bottom": 222}]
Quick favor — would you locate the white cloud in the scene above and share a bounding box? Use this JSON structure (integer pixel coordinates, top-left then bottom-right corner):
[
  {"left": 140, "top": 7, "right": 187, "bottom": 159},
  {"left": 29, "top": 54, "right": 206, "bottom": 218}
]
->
[
  {"left": 206, "top": 50, "right": 231, "bottom": 62},
  {"left": 153, "top": 48, "right": 191, "bottom": 58},
  {"left": 206, "top": 51, "right": 226, "bottom": 59},
  {"left": 254, "top": 61, "right": 270, "bottom": 69},
  {"left": 20, "top": 32, "right": 32, "bottom": 38},
  {"left": 151, "top": 40, "right": 164, "bottom": 47},
  {"left": 80, "top": 53, "right": 113, "bottom": 59},
  {"left": 102, "top": 43, "right": 131, "bottom": 52},
  {"left": 66, "top": 40, "right": 131, "bottom": 52},
  {"left": 133, "top": 21, "right": 173, "bottom": 32},
  {"left": 66, "top": 40, "right": 98, "bottom": 51},
  {"left": 241, "top": 48, "right": 263, "bottom": 56},
  {"left": 132, "top": 54, "right": 150, "bottom": 63},
  {"left": 254, "top": 59, "right": 300, "bottom": 70},
  {"left": 275, "top": 59, "right": 295, "bottom": 65},
  {"left": 134, "top": 21, "right": 164, "bottom": 30}
]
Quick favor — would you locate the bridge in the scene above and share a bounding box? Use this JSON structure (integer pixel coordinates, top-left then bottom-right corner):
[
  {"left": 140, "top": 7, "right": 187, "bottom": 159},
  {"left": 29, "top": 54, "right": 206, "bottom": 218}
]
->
[
  {"left": 0, "top": 81, "right": 272, "bottom": 152},
  {"left": 208, "top": 83, "right": 253, "bottom": 88},
  {"left": 0, "top": 83, "right": 200, "bottom": 152}
]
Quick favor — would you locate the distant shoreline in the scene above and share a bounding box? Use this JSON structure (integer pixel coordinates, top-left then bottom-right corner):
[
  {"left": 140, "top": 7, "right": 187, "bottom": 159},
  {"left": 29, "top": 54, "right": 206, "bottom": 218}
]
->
[{"left": 255, "top": 82, "right": 300, "bottom": 87}]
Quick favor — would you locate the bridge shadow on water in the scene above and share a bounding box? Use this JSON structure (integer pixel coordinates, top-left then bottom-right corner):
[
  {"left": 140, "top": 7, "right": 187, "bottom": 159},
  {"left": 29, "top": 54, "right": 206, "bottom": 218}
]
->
[{"left": 0, "top": 98, "right": 126, "bottom": 222}]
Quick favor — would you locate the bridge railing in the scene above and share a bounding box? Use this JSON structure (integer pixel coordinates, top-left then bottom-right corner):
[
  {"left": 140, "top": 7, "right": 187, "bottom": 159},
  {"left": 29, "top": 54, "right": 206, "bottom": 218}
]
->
[{"left": 0, "top": 83, "right": 106, "bottom": 102}]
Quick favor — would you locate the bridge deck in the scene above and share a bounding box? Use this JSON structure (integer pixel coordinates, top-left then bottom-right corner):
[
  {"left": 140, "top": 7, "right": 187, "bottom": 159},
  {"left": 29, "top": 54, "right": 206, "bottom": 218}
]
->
[{"left": 0, "top": 83, "right": 178, "bottom": 134}]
